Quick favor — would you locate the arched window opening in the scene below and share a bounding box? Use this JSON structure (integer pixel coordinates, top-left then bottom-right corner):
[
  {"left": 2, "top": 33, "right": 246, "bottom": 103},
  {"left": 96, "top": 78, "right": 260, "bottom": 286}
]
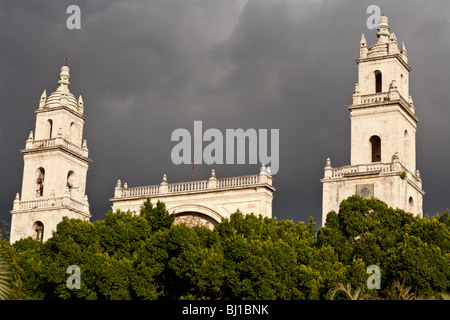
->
[
  {"left": 408, "top": 197, "right": 414, "bottom": 213},
  {"left": 370, "top": 136, "right": 381, "bottom": 162},
  {"left": 69, "top": 122, "right": 76, "bottom": 143},
  {"left": 46, "top": 119, "right": 53, "bottom": 139},
  {"left": 67, "top": 171, "right": 76, "bottom": 192},
  {"left": 33, "top": 221, "right": 44, "bottom": 242},
  {"left": 404, "top": 130, "right": 410, "bottom": 162},
  {"left": 375, "top": 70, "right": 382, "bottom": 93},
  {"left": 36, "top": 168, "right": 45, "bottom": 197}
]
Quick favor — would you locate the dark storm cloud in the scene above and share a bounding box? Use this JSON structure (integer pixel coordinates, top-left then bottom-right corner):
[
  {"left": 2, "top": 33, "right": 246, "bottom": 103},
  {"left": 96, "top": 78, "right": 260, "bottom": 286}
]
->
[{"left": 1, "top": 0, "right": 450, "bottom": 233}]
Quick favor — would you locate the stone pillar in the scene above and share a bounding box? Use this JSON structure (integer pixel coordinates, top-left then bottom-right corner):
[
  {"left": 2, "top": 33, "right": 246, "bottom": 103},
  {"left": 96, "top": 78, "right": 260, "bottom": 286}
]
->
[
  {"left": 392, "top": 152, "right": 402, "bottom": 172},
  {"left": 259, "top": 164, "right": 268, "bottom": 184},
  {"left": 208, "top": 169, "right": 217, "bottom": 189},
  {"left": 266, "top": 167, "right": 273, "bottom": 185},
  {"left": 160, "top": 174, "right": 168, "bottom": 194},
  {"left": 352, "top": 83, "right": 360, "bottom": 105},
  {"left": 123, "top": 182, "right": 128, "bottom": 197},
  {"left": 324, "top": 158, "right": 332, "bottom": 178},
  {"left": 114, "top": 180, "right": 123, "bottom": 198},
  {"left": 389, "top": 80, "right": 399, "bottom": 100},
  {"left": 84, "top": 195, "right": 89, "bottom": 213},
  {"left": 26, "top": 131, "right": 34, "bottom": 149},
  {"left": 82, "top": 139, "right": 89, "bottom": 157},
  {"left": 63, "top": 187, "right": 70, "bottom": 206},
  {"left": 55, "top": 127, "right": 64, "bottom": 147},
  {"left": 48, "top": 190, "right": 55, "bottom": 206},
  {"left": 12, "top": 193, "right": 20, "bottom": 211}
]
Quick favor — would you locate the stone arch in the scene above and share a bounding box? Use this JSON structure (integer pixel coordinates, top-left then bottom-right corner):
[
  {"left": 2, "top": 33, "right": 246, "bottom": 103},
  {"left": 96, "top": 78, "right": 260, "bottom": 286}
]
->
[
  {"left": 404, "top": 130, "right": 410, "bottom": 166},
  {"left": 32, "top": 221, "right": 44, "bottom": 242},
  {"left": 408, "top": 196, "right": 414, "bottom": 213},
  {"left": 169, "top": 204, "right": 222, "bottom": 229},
  {"left": 46, "top": 119, "right": 53, "bottom": 139},
  {"left": 67, "top": 170, "right": 76, "bottom": 192},
  {"left": 69, "top": 122, "right": 79, "bottom": 143}
]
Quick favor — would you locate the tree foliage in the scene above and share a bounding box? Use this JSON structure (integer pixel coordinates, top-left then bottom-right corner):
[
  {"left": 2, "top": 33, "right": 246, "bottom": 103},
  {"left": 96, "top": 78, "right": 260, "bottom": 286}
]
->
[
  {"left": 318, "top": 195, "right": 450, "bottom": 298},
  {"left": 4, "top": 196, "right": 450, "bottom": 300}
]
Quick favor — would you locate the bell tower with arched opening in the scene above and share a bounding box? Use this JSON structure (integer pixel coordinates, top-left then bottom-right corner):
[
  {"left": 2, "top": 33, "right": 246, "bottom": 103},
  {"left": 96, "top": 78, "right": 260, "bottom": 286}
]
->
[
  {"left": 10, "top": 61, "right": 92, "bottom": 243},
  {"left": 321, "top": 16, "right": 424, "bottom": 226}
]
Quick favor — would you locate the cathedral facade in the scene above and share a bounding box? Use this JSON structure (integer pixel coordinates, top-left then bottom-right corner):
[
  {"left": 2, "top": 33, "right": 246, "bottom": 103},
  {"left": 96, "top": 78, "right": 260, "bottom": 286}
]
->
[
  {"left": 9, "top": 15, "right": 425, "bottom": 241},
  {"left": 321, "top": 16, "right": 424, "bottom": 226},
  {"left": 9, "top": 63, "right": 275, "bottom": 242}
]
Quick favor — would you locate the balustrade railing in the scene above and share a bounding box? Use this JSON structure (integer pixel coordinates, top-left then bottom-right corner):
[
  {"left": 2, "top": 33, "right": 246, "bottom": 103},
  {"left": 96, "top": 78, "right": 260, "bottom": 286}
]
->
[
  {"left": 116, "top": 174, "right": 265, "bottom": 198},
  {"left": 331, "top": 163, "right": 394, "bottom": 178},
  {"left": 15, "top": 196, "right": 88, "bottom": 212},
  {"left": 169, "top": 180, "right": 208, "bottom": 192},
  {"left": 360, "top": 92, "right": 391, "bottom": 104},
  {"left": 217, "top": 175, "right": 259, "bottom": 187},
  {"left": 124, "top": 185, "right": 160, "bottom": 197},
  {"left": 27, "top": 138, "right": 86, "bottom": 157}
]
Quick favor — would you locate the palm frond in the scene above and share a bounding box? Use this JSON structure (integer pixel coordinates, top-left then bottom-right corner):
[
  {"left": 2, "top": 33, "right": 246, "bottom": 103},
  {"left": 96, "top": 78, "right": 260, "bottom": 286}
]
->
[{"left": 0, "top": 253, "right": 13, "bottom": 300}]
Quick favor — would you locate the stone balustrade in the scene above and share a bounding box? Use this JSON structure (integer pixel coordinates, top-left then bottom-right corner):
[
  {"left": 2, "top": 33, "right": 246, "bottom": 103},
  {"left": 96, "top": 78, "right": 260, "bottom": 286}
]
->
[
  {"left": 360, "top": 92, "right": 391, "bottom": 104},
  {"left": 351, "top": 91, "right": 414, "bottom": 114},
  {"left": 217, "top": 175, "right": 259, "bottom": 188},
  {"left": 13, "top": 194, "right": 89, "bottom": 214},
  {"left": 169, "top": 180, "right": 208, "bottom": 192},
  {"left": 330, "top": 162, "right": 394, "bottom": 178},
  {"left": 114, "top": 171, "right": 271, "bottom": 199},
  {"left": 323, "top": 157, "right": 422, "bottom": 186},
  {"left": 25, "top": 136, "right": 89, "bottom": 158}
]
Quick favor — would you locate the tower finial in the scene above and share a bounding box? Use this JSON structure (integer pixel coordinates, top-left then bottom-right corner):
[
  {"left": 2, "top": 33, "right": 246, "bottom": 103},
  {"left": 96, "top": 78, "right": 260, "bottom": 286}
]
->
[
  {"left": 57, "top": 62, "right": 71, "bottom": 90},
  {"left": 64, "top": 57, "right": 70, "bottom": 66},
  {"left": 376, "top": 15, "right": 390, "bottom": 44}
]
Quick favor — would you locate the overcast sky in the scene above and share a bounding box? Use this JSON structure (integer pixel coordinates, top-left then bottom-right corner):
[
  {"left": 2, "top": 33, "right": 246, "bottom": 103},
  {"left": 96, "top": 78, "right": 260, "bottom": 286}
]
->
[{"left": 1, "top": 0, "right": 450, "bottom": 232}]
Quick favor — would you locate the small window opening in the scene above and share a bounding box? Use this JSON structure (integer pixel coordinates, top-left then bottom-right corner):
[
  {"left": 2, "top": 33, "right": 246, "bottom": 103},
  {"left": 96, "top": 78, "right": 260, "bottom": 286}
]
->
[
  {"left": 36, "top": 168, "right": 45, "bottom": 197},
  {"left": 370, "top": 136, "right": 381, "bottom": 162},
  {"left": 408, "top": 197, "right": 414, "bottom": 212},
  {"left": 375, "top": 70, "right": 382, "bottom": 93},
  {"left": 34, "top": 221, "right": 44, "bottom": 242}
]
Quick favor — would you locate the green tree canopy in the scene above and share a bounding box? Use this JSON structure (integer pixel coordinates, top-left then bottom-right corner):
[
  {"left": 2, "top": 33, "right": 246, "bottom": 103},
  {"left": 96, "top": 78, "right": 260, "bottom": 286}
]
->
[{"left": 5, "top": 196, "right": 450, "bottom": 300}]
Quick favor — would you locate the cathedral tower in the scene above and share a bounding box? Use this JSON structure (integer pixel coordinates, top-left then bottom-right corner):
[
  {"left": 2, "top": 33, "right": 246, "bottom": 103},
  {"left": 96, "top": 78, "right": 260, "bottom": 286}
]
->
[
  {"left": 10, "top": 62, "right": 92, "bottom": 242},
  {"left": 321, "top": 16, "right": 424, "bottom": 226}
]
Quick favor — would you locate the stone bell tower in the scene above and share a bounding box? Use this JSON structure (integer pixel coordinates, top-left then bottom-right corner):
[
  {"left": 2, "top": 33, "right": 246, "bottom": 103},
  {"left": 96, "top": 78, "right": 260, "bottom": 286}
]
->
[
  {"left": 321, "top": 16, "right": 424, "bottom": 226},
  {"left": 10, "top": 61, "right": 92, "bottom": 243}
]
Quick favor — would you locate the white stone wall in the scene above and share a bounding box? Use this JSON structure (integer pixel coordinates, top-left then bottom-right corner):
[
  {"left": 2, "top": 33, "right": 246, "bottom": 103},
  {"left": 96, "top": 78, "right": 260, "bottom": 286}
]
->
[
  {"left": 111, "top": 182, "right": 275, "bottom": 225},
  {"left": 20, "top": 150, "right": 89, "bottom": 203},
  {"left": 321, "top": 172, "right": 424, "bottom": 226},
  {"left": 34, "top": 107, "right": 84, "bottom": 144},
  {"left": 357, "top": 56, "right": 410, "bottom": 99},
  {"left": 350, "top": 104, "right": 417, "bottom": 172},
  {"left": 9, "top": 207, "right": 89, "bottom": 243}
]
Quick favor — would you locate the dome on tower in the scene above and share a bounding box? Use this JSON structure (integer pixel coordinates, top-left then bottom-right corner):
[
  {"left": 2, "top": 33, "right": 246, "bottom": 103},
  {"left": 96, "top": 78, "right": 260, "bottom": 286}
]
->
[{"left": 43, "top": 65, "right": 80, "bottom": 112}]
